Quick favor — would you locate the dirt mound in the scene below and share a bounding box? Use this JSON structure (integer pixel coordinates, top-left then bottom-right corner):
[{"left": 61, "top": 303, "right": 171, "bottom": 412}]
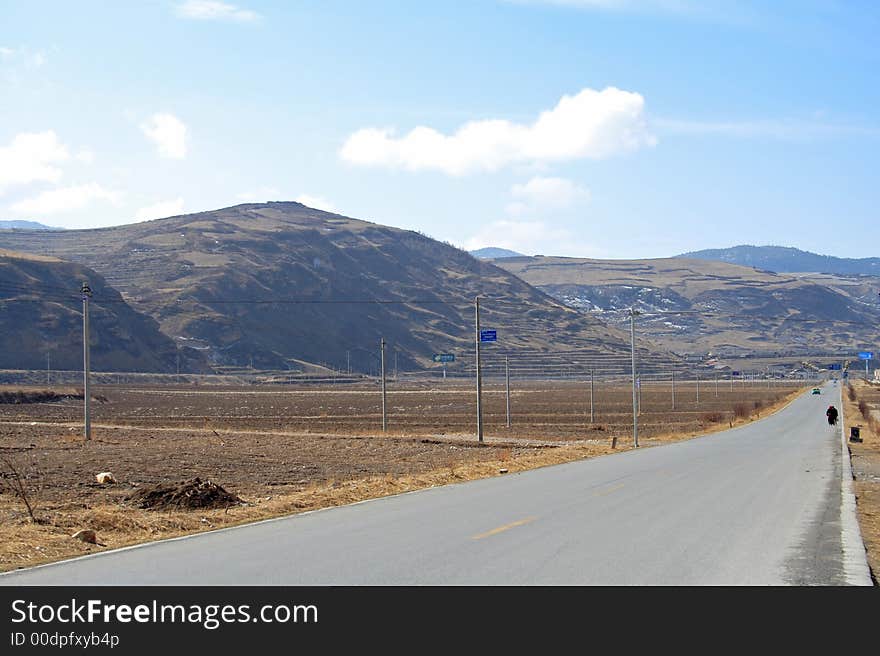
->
[
  {"left": 0, "top": 390, "right": 67, "bottom": 404},
  {"left": 128, "top": 478, "right": 242, "bottom": 511}
]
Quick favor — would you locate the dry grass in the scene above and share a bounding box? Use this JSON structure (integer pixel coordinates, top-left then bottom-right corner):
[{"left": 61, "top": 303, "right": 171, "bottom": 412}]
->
[
  {"left": 844, "top": 380, "right": 880, "bottom": 584},
  {"left": 0, "top": 440, "right": 621, "bottom": 572}
]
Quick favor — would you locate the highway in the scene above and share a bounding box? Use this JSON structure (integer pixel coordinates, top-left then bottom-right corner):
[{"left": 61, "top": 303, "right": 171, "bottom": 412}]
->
[{"left": 1, "top": 382, "right": 870, "bottom": 585}]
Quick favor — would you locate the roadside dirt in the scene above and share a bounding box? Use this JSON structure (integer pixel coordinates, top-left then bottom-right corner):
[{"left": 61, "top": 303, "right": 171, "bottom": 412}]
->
[
  {"left": 845, "top": 380, "right": 880, "bottom": 584},
  {"left": 0, "top": 381, "right": 802, "bottom": 572}
]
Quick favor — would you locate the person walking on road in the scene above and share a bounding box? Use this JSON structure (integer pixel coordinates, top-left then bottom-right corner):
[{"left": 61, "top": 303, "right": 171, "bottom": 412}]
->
[{"left": 826, "top": 405, "right": 839, "bottom": 426}]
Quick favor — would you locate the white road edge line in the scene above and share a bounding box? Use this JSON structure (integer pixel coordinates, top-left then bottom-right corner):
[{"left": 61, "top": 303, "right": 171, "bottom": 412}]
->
[{"left": 838, "top": 385, "right": 872, "bottom": 586}]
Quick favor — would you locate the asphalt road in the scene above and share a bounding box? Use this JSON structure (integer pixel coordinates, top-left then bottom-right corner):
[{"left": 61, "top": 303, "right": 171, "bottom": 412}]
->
[{"left": 1, "top": 382, "right": 870, "bottom": 585}]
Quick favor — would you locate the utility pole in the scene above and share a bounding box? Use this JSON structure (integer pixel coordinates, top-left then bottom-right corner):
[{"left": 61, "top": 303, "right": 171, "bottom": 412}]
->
[
  {"left": 671, "top": 368, "right": 676, "bottom": 410},
  {"left": 380, "top": 338, "right": 387, "bottom": 432},
  {"left": 46, "top": 351, "right": 51, "bottom": 386},
  {"left": 630, "top": 308, "right": 639, "bottom": 448},
  {"left": 696, "top": 372, "right": 700, "bottom": 405},
  {"left": 475, "top": 296, "right": 483, "bottom": 443},
  {"left": 505, "top": 354, "right": 511, "bottom": 428},
  {"left": 637, "top": 375, "right": 642, "bottom": 416},
  {"left": 346, "top": 350, "right": 351, "bottom": 375},
  {"left": 81, "top": 281, "right": 92, "bottom": 441},
  {"left": 394, "top": 351, "right": 399, "bottom": 380},
  {"left": 590, "top": 368, "right": 595, "bottom": 423}
]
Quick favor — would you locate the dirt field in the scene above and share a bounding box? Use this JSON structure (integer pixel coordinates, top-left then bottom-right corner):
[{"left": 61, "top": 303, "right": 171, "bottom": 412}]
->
[
  {"left": 845, "top": 380, "right": 880, "bottom": 584},
  {"left": 0, "top": 379, "right": 803, "bottom": 572}
]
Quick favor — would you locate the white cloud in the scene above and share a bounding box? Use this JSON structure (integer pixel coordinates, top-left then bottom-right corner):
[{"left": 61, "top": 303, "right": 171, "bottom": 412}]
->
[
  {"left": 0, "top": 131, "right": 70, "bottom": 193},
  {"left": 10, "top": 183, "right": 122, "bottom": 215},
  {"left": 135, "top": 198, "right": 185, "bottom": 222},
  {"left": 463, "top": 219, "right": 575, "bottom": 255},
  {"left": 295, "top": 194, "right": 337, "bottom": 213},
  {"left": 340, "top": 87, "right": 655, "bottom": 175},
  {"left": 508, "top": 176, "right": 589, "bottom": 215},
  {"left": 75, "top": 149, "right": 95, "bottom": 164},
  {"left": 175, "top": 1, "right": 261, "bottom": 22},
  {"left": 140, "top": 113, "right": 188, "bottom": 159}
]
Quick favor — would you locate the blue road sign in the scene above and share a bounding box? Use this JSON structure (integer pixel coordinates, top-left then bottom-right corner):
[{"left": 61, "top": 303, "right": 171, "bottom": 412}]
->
[
  {"left": 858, "top": 351, "right": 874, "bottom": 360},
  {"left": 432, "top": 353, "right": 455, "bottom": 363},
  {"left": 480, "top": 330, "right": 497, "bottom": 342},
  {"left": 828, "top": 364, "right": 842, "bottom": 370}
]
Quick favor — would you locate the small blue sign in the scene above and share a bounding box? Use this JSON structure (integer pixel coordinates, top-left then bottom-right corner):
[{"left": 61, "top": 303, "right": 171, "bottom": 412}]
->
[
  {"left": 432, "top": 353, "right": 455, "bottom": 363},
  {"left": 858, "top": 351, "right": 874, "bottom": 360},
  {"left": 480, "top": 330, "right": 497, "bottom": 342},
  {"left": 828, "top": 364, "right": 842, "bottom": 370}
]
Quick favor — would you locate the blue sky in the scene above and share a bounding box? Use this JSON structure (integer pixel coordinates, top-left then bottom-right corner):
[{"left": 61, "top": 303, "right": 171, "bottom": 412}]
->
[{"left": 1, "top": 0, "right": 878, "bottom": 258}]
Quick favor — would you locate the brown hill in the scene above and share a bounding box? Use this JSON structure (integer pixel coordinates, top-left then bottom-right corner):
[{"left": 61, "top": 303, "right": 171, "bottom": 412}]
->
[
  {"left": 0, "top": 203, "right": 646, "bottom": 374},
  {"left": 495, "top": 255, "right": 880, "bottom": 357},
  {"left": 0, "top": 250, "right": 201, "bottom": 372}
]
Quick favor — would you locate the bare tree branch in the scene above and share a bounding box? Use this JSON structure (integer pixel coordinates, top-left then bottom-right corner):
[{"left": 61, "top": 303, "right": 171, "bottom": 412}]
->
[{"left": 0, "top": 452, "right": 37, "bottom": 523}]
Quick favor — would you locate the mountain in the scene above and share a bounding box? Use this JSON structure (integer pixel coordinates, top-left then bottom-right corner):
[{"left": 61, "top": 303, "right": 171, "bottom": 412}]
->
[
  {"left": 0, "top": 249, "right": 201, "bottom": 372},
  {"left": 470, "top": 247, "right": 525, "bottom": 259},
  {"left": 679, "top": 245, "right": 880, "bottom": 276},
  {"left": 0, "top": 220, "right": 62, "bottom": 231},
  {"left": 494, "top": 255, "right": 880, "bottom": 357},
  {"left": 0, "top": 202, "right": 645, "bottom": 374}
]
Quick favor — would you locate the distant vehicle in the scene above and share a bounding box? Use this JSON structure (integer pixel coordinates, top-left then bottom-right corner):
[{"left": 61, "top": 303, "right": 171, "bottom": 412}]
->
[{"left": 812, "top": 388, "right": 821, "bottom": 395}]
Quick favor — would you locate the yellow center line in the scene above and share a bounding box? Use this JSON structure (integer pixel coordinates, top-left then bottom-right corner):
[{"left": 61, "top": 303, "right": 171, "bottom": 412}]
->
[
  {"left": 593, "top": 483, "right": 626, "bottom": 497},
  {"left": 472, "top": 516, "right": 537, "bottom": 540}
]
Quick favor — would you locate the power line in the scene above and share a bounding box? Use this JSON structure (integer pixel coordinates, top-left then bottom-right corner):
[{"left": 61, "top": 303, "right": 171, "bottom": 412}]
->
[{"left": 0, "top": 284, "right": 878, "bottom": 328}]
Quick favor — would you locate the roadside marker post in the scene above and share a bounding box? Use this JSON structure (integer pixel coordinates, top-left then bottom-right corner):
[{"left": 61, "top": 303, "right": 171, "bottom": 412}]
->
[
  {"left": 433, "top": 353, "right": 454, "bottom": 380},
  {"left": 859, "top": 352, "right": 873, "bottom": 381}
]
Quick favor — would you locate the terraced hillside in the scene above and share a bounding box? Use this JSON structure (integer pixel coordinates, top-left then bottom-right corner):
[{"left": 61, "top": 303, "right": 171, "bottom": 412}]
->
[
  {"left": 0, "top": 203, "right": 644, "bottom": 373},
  {"left": 495, "top": 255, "right": 880, "bottom": 357}
]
